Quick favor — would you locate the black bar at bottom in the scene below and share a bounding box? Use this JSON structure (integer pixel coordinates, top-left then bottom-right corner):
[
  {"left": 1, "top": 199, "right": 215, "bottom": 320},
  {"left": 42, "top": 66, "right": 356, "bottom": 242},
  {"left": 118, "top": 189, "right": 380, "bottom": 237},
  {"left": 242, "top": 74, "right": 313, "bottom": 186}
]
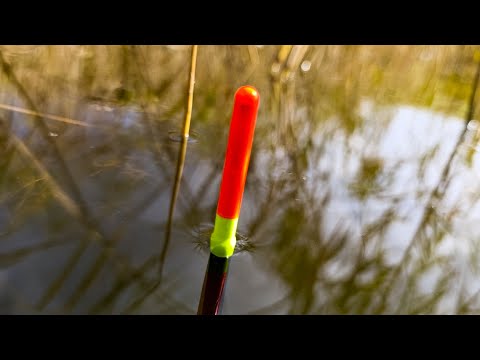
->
[{"left": 197, "top": 253, "right": 230, "bottom": 315}]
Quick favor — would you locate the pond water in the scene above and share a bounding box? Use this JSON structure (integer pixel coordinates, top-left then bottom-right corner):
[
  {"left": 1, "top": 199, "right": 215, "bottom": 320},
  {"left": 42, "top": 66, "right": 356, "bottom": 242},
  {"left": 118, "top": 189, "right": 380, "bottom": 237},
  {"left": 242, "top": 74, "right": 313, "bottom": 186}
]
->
[{"left": 1, "top": 45, "right": 480, "bottom": 314}]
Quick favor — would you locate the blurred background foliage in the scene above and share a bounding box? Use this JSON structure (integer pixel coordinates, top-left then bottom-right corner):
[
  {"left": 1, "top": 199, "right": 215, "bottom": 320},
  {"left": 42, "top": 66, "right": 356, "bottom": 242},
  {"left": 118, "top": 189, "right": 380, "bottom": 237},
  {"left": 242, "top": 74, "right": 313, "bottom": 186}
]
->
[{"left": 0, "top": 45, "right": 480, "bottom": 314}]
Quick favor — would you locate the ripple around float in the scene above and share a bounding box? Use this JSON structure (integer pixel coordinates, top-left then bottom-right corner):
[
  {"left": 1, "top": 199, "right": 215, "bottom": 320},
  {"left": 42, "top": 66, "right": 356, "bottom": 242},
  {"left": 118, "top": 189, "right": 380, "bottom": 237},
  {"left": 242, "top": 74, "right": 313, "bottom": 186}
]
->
[
  {"left": 167, "top": 130, "right": 199, "bottom": 144},
  {"left": 191, "top": 223, "right": 254, "bottom": 255}
]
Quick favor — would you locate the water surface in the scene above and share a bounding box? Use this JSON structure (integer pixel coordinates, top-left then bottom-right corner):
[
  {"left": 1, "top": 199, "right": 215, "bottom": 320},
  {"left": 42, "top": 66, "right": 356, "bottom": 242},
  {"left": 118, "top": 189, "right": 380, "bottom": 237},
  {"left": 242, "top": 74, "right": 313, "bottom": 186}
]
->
[{"left": 1, "top": 45, "right": 480, "bottom": 314}]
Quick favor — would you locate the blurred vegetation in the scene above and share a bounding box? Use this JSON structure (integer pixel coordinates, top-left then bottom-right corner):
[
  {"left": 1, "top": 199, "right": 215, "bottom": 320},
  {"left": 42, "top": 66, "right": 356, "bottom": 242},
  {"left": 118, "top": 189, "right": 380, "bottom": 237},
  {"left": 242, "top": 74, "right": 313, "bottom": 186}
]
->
[{"left": 1, "top": 45, "right": 480, "bottom": 314}]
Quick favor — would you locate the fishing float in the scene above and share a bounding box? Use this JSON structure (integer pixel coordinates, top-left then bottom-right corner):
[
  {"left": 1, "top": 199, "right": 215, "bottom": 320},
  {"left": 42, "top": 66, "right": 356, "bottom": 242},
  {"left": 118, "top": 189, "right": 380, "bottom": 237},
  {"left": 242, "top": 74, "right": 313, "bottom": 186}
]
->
[{"left": 197, "top": 85, "right": 260, "bottom": 315}]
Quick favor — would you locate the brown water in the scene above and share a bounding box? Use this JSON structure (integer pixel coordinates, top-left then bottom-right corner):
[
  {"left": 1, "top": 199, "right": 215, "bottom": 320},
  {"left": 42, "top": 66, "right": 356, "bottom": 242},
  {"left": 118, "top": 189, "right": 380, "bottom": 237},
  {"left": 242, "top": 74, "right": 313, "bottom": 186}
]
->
[{"left": 1, "top": 45, "right": 480, "bottom": 314}]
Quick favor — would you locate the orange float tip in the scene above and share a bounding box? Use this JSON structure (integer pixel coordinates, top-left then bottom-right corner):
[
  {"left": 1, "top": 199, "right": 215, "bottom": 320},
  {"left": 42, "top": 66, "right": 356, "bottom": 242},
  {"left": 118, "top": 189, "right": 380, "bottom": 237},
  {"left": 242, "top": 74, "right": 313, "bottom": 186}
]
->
[{"left": 216, "top": 85, "right": 260, "bottom": 219}]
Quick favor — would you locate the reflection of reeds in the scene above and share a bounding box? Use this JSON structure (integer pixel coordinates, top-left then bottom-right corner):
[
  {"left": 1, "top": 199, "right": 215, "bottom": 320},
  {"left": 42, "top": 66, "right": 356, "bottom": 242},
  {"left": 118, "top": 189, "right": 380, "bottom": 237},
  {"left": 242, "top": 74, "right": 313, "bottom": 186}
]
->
[
  {"left": 160, "top": 44, "right": 198, "bottom": 278},
  {"left": 0, "top": 51, "right": 166, "bottom": 310},
  {"left": 1, "top": 48, "right": 202, "bottom": 312},
  {"left": 57, "top": 47, "right": 203, "bottom": 312},
  {"left": 247, "top": 47, "right": 466, "bottom": 313},
  {"left": 35, "top": 240, "right": 90, "bottom": 310},
  {"left": 375, "top": 56, "right": 480, "bottom": 312},
  {"left": 3, "top": 129, "right": 99, "bottom": 312},
  {"left": 0, "top": 237, "right": 69, "bottom": 268},
  {"left": 8, "top": 130, "right": 149, "bottom": 311},
  {"left": 87, "top": 255, "right": 157, "bottom": 313},
  {"left": 0, "top": 103, "right": 95, "bottom": 128},
  {"left": 9, "top": 133, "right": 82, "bottom": 220},
  {"left": 73, "top": 51, "right": 200, "bottom": 314},
  {"left": 116, "top": 45, "right": 199, "bottom": 312},
  {"left": 0, "top": 50, "right": 96, "bottom": 230},
  {"left": 90, "top": 158, "right": 221, "bottom": 313},
  {"left": 3, "top": 45, "right": 480, "bottom": 314}
]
